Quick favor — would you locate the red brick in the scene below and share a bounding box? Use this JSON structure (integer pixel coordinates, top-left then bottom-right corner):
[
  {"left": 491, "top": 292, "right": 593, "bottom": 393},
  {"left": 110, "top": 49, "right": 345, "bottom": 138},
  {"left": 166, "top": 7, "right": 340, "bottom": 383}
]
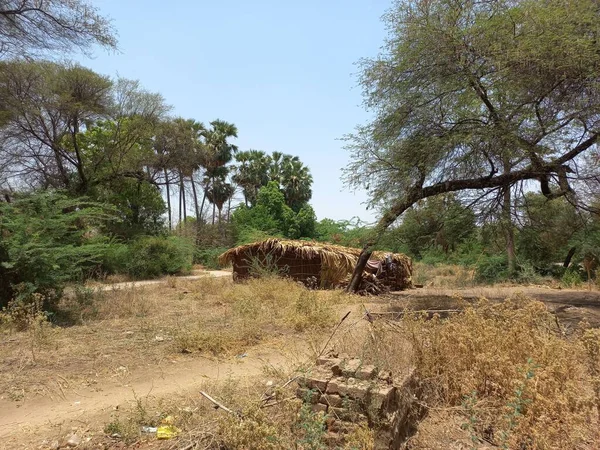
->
[
  {"left": 356, "top": 364, "right": 377, "bottom": 380},
  {"left": 311, "top": 403, "right": 328, "bottom": 413},
  {"left": 296, "top": 388, "right": 320, "bottom": 404},
  {"left": 319, "top": 393, "right": 347, "bottom": 408}
]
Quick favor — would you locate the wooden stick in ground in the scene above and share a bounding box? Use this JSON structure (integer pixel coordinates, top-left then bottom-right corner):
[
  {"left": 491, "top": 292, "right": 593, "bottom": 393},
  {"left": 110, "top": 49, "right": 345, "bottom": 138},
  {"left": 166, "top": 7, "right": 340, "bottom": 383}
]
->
[
  {"left": 317, "top": 310, "right": 351, "bottom": 358},
  {"left": 200, "top": 391, "right": 237, "bottom": 416}
]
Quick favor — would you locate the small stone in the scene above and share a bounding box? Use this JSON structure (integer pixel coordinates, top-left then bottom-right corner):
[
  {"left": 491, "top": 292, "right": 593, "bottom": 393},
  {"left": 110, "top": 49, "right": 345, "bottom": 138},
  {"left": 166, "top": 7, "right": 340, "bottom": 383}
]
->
[
  {"left": 316, "top": 356, "right": 342, "bottom": 367},
  {"left": 66, "top": 434, "right": 81, "bottom": 447},
  {"left": 369, "top": 385, "right": 397, "bottom": 410},
  {"left": 154, "top": 336, "right": 164, "bottom": 342},
  {"left": 356, "top": 365, "right": 376, "bottom": 380},
  {"left": 347, "top": 381, "right": 371, "bottom": 400},
  {"left": 311, "top": 403, "right": 328, "bottom": 413},
  {"left": 319, "top": 393, "right": 345, "bottom": 408},
  {"left": 302, "top": 368, "right": 332, "bottom": 392},
  {"left": 341, "top": 358, "right": 362, "bottom": 377},
  {"left": 326, "top": 377, "right": 345, "bottom": 395},
  {"left": 265, "top": 380, "right": 273, "bottom": 387}
]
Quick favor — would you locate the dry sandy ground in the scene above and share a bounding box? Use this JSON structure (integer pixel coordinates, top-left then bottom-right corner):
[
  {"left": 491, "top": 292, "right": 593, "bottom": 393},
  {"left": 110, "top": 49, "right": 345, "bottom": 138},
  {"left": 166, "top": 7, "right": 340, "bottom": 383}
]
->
[{"left": 2, "top": 274, "right": 599, "bottom": 449}]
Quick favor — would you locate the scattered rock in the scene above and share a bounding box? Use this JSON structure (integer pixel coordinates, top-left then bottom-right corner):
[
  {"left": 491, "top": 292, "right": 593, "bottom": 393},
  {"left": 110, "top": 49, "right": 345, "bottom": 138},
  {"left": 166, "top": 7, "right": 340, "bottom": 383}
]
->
[
  {"left": 154, "top": 336, "right": 164, "bottom": 342},
  {"left": 341, "top": 358, "right": 362, "bottom": 377},
  {"left": 66, "top": 434, "right": 81, "bottom": 447}
]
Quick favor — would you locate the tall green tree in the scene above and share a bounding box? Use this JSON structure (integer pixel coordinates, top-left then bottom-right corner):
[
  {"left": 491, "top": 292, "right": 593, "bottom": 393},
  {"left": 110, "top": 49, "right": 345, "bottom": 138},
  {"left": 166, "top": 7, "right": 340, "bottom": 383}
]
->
[
  {"left": 201, "top": 120, "right": 238, "bottom": 224},
  {"left": 345, "top": 0, "right": 600, "bottom": 291}
]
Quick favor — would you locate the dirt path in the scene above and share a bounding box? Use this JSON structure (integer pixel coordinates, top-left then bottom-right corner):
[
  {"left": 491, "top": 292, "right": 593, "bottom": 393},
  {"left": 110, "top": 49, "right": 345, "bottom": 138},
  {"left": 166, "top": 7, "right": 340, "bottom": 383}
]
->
[
  {"left": 0, "top": 339, "right": 300, "bottom": 449},
  {"left": 87, "top": 270, "right": 232, "bottom": 292}
]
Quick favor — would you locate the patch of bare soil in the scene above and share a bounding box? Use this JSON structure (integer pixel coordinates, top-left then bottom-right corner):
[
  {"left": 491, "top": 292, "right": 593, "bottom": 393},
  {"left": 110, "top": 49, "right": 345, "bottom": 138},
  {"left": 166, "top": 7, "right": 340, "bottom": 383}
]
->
[
  {"left": 0, "top": 276, "right": 360, "bottom": 449},
  {"left": 379, "top": 286, "right": 600, "bottom": 329}
]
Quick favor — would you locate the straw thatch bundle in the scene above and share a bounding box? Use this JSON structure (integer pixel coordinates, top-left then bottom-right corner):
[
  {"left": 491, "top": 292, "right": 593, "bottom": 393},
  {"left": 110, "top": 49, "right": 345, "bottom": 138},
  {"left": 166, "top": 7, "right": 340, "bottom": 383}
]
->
[{"left": 218, "top": 238, "right": 413, "bottom": 291}]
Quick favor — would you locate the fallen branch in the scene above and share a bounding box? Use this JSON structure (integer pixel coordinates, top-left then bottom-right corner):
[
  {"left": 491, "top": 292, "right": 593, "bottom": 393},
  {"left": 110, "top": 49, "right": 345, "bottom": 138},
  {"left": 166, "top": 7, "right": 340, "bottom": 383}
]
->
[{"left": 200, "top": 391, "right": 238, "bottom": 416}]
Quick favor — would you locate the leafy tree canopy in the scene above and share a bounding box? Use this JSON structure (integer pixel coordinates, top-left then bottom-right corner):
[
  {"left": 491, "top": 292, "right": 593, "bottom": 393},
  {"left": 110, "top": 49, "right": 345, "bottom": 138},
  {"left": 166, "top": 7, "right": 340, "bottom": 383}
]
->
[{"left": 346, "top": 0, "right": 600, "bottom": 290}]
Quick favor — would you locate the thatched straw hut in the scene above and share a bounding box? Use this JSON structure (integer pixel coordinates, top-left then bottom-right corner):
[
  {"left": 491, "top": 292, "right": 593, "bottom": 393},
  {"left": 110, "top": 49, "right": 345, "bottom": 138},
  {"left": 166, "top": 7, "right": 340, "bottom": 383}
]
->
[{"left": 218, "top": 239, "right": 413, "bottom": 291}]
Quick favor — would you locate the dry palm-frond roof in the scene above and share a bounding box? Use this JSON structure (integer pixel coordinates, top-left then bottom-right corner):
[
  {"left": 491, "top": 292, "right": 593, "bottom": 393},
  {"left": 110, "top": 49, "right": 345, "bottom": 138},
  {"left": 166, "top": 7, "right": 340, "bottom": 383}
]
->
[{"left": 218, "top": 238, "right": 409, "bottom": 273}]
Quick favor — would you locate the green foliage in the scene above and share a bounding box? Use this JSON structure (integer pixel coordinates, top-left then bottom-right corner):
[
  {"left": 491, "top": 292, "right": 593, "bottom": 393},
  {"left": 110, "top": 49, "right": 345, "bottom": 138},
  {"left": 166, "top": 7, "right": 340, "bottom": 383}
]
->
[
  {"left": 314, "top": 217, "right": 372, "bottom": 248},
  {"left": 233, "top": 150, "right": 313, "bottom": 211},
  {"left": 561, "top": 267, "right": 583, "bottom": 288},
  {"left": 475, "top": 255, "right": 509, "bottom": 284},
  {"left": 390, "top": 195, "right": 476, "bottom": 258},
  {"left": 0, "top": 192, "right": 116, "bottom": 308},
  {"left": 123, "top": 236, "right": 193, "bottom": 279},
  {"left": 195, "top": 247, "right": 228, "bottom": 270},
  {"left": 516, "top": 194, "right": 583, "bottom": 268},
  {"left": 92, "top": 178, "right": 166, "bottom": 239},
  {"left": 296, "top": 398, "right": 327, "bottom": 450},
  {"left": 232, "top": 182, "right": 316, "bottom": 241}
]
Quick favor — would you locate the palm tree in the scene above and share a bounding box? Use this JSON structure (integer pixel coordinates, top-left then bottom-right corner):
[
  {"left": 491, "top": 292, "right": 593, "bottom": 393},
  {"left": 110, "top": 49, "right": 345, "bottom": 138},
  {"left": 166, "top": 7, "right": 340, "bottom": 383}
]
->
[
  {"left": 280, "top": 158, "right": 313, "bottom": 211},
  {"left": 200, "top": 120, "right": 238, "bottom": 224},
  {"left": 233, "top": 149, "right": 271, "bottom": 206},
  {"left": 206, "top": 177, "right": 235, "bottom": 224}
]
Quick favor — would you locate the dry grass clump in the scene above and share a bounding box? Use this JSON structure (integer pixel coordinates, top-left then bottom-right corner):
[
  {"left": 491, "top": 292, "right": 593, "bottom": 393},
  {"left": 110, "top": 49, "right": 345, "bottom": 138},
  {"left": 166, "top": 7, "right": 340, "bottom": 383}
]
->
[
  {"left": 173, "top": 277, "right": 342, "bottom": 355},
  {"left": 401, "top": 296, "right": 600, "bottom": 449},
  {"left": 99, "top": 370, "right": 374, "bottom": 450},
  {"left": 413, "top": 262, "right": 475, "bottom": 288}
]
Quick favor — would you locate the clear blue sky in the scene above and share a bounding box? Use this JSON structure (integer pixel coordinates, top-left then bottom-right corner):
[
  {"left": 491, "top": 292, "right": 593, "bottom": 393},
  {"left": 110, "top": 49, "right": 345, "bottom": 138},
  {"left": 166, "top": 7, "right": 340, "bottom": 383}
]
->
[{"left": 80, "top": 0, "right": 391, "bottom": 223}]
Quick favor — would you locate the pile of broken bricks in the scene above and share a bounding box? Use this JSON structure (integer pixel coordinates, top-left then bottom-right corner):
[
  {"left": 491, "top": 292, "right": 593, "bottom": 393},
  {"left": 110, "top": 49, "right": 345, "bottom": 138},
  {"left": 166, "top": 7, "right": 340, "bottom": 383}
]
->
[{"left": 296, "top": 355, "right": 401, "bottom": 447}]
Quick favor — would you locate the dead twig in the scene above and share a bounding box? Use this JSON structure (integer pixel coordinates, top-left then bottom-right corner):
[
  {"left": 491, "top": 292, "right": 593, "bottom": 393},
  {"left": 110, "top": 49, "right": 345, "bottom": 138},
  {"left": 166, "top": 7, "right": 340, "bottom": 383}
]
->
[
  {"left": 260, "top": 375, "right": 299, "bottom": 403},
  {"left": 261, "top": 396, "right": 296, "bottom": 408},
  {"left": 317, "top": 310, "right": 351, "bottom": 358},
  {"left": 200, "top": 391, "right": 238, "bottom": 417}
]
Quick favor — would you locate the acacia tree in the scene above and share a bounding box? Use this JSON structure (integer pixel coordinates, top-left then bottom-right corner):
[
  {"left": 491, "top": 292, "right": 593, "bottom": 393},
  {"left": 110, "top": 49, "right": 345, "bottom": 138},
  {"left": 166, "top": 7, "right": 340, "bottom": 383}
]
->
[
  {"left": 346, "top": 0, "right": 600, "bottom": 291},
  {"left": 0, "top": 61, "right": 168, "bottom": 194},
  {"left": 0, "top": 0, "right": 117, "bottom": 59}
]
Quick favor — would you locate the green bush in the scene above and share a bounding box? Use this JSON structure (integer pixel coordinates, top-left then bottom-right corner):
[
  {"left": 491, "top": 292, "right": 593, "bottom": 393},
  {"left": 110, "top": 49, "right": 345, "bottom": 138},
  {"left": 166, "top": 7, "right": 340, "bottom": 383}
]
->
[
  {"left": 195, "top": 247, "right": 228, "bottom": 270},
  {"left": 0, "top": 192, "right": 116, "bottom": 309},
  {"left": 125, "top": 236, "right": 193, "bottom": 279},
  {"left": 100, "top": 242, "right": 130, "bottom": 275},
  {"left": 475, "top": 255, "right": 509, "bottom": 284},
  {"left": 561, "top": 267, "right": 583, "bottom": 287}
]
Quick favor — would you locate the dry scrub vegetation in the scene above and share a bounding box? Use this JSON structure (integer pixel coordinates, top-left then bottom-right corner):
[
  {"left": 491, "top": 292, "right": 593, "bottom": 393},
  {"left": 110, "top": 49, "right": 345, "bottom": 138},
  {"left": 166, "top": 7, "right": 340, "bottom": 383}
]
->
[
  {"left": 334, "top": 296, "right": 600, "bottom": 450},
  {"left": 0, "top": 276, "right": 354, "bottom": 402},
  {"left": 2, "top": 275, "right": 600, "bottom": 449}
]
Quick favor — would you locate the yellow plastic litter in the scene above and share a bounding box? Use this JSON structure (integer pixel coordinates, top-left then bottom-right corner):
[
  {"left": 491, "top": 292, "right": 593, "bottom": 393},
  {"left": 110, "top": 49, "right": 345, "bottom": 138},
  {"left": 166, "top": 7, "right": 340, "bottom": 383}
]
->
[{"left": 156, "top": 425, "right": 180, "bottom": 439}]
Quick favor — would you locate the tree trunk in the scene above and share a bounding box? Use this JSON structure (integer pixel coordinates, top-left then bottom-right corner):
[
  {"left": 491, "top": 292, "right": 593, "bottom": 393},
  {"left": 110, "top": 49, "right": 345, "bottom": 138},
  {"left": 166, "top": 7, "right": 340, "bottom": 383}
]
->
[
  {"left": 191, "top": 175, "right": 200, "bottom": 223},
  {"left": 180, "top": 170, "right": 187, "bottom": 222},
  {"left": 178, "top": 174, "right": 182, "bottom": 225},
  {"left": 212, "top": 202, "right": 216, "bottom": 225},
  {"left": 503, "top": 185, "right": 517, "bottom": 276},
  {"left": 164, "top": 168, "right": 172, "bottom": 230},
  {"left": 563, "top": 247, "right": 577, "bottom": 268},
  {"left": 227, "top": 196, "right": 232, "bottom": 222},
  {"left": 199, "top": 188, "right": 207, "bottom": 224}
]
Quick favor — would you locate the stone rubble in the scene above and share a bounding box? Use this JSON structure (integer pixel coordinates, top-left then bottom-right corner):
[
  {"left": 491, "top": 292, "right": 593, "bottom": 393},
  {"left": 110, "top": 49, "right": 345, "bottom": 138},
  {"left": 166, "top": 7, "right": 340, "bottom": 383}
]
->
[{"left": 297, "top": 355, "right": 418, "bottom": 449}]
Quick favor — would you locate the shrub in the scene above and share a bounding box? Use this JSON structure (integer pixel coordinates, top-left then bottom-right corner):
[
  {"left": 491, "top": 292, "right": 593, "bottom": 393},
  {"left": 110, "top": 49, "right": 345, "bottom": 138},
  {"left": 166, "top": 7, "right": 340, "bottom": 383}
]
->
[
  {"left": 561, "top": 267, "right": 583, "bottom": 288},
  {"left": 401, "top": 296, "right": 598, "bottom": 449},
  {"left": 125, "top": 236, "right": 193, "bottom": 279},
  {"left": 475, "top": 255, "right": 509, "bottom": 283},
  {"left": 195, "top": 247, "right": 228, "bottom": 269},
  {"left": 0, "top": 192, "right": 116, "bottom": 309}
]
